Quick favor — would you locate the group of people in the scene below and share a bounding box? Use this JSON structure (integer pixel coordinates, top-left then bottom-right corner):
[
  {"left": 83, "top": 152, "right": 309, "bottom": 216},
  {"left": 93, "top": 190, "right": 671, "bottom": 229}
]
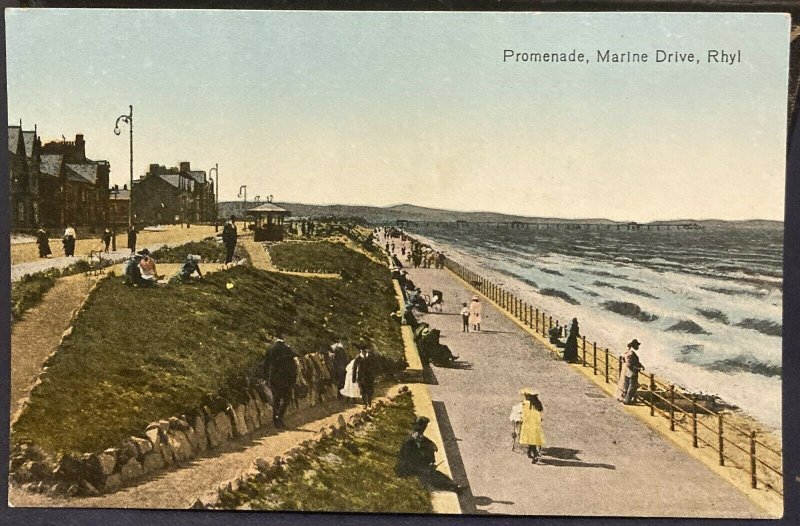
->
[
  {"left": 34, "top": 224, "right": 141, "bottom": 259},
  {"left": 262, "top": 334, "right": 381, "bottom": 427},
  {"left": 459, "top": 295, "right": 483, "bottom": 332}
]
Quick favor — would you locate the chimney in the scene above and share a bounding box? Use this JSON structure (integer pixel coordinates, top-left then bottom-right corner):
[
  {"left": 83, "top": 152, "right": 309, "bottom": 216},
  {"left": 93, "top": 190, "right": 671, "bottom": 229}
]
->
[
  {"left": 179, "top": 161, "right": 190, "bottom": 173},
  {"left": 123, "top": 184, "right": 128, "bottom": 190},
  {"left": 149, "top": 163, "right": 159, "bottom": 176},
  {"left": 75, "top": 134, "right": 86, "bottom": 161}
]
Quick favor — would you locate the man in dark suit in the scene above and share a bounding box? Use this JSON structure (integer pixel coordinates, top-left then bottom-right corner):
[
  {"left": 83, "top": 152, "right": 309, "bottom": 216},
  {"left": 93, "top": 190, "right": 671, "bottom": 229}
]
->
[
  {"left": 263, "top": 332, "right": 297, "bottom": 428},
  {"left": 352, "top": 342, "right": 378, "bottom": 408},
  {"left": 396, "top": 416, "right": 463, "bottom": 492},
  {"left": 222, "top": 215, "right": 238, "bottom": 264}
]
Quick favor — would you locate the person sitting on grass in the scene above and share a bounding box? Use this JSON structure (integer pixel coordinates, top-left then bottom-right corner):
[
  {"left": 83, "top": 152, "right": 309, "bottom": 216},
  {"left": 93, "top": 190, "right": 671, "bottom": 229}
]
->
[
  {"left": 170, "top": 254, "right": 203, "bottom": 283},
  {"left": 123, "top": 253, "right": 151, "bottom": 287},
  {"left": 396, "top": 416, "right": 464, "bottom": 492},
  {"left": 138, "top": 249, "right": 164, "bottom": 284}
]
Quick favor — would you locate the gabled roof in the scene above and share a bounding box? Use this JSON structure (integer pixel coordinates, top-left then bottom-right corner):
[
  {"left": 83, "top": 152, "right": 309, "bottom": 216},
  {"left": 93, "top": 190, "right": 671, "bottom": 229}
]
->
[
  {"left": 40, "top": 154, "right": 64, "bottom": 177},
  {"left": 66, "top": 165, "right": 93, "bottom": 184},
  {"left": 188, "top": 170, "right": 206, "bottom": 184},
  {"left": 67, "top": 163, "right": 100, "bottom": 185},
  {"left": 8, "top": 126, "right": 20, "bottom": 154},
  {"left": 22, "top": 131, "right": 36, "bottom": 158},
  {"left": 158, "top": 173, "right": 182, "bottom": 189}
]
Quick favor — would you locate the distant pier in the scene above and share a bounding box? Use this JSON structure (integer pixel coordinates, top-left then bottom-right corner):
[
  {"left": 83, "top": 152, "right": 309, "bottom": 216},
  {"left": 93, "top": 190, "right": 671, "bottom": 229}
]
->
[{"left": 394, "top": 219, "right": 704, "bottom": 231}]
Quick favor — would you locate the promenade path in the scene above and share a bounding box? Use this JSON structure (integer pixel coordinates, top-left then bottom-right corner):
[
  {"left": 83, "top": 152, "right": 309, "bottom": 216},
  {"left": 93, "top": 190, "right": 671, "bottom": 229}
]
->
[
  {"left": 407, "top": 266, "right": 764, "bottom": 518},
  {"left": 11, "top": 225, "right": 217, "bottom": 281}
]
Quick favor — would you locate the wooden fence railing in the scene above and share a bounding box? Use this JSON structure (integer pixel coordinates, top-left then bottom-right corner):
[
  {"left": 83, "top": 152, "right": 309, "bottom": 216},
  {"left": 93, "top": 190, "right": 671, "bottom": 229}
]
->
[{"left": 444, "top": 258, "right": 783, "bottom": 497}]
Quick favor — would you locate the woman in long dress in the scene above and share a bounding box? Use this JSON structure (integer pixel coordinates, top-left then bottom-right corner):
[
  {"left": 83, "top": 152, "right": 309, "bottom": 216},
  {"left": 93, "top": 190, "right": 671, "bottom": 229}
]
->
[
  {"left": 469, "top": 295, "right": 482, "bottom": 331},
  {"left": 36, "top": 226, "right": 51, "bottom": 258},
  {"left": 62, "top": 225, "right": 76, "bottom": 257},
  {"left": 518, "top": 388, "right": 545, "bottom": 464},
  {"left": 339, "top": 358, "right": 361, "bottom": 399},
  {"left": 616, "top": 339, "right": 644, "bottom": 404}
]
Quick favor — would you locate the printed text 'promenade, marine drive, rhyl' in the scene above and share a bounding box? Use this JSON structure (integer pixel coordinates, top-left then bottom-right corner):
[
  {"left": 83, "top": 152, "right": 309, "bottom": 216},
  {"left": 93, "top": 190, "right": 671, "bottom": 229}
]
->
[{"left": 503, "top": 49, "right": 742, "bottom": 65}]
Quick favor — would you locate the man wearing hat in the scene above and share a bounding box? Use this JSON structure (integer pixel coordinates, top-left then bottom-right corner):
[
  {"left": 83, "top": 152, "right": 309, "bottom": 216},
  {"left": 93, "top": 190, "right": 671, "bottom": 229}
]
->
[
  {"left": 616, "top": 339, "right": 645, "bottom": 405},
  {"left": 222, "top": 215, "right": 238, "bottom": 265},
  {"left": 396, "top": 416, "right": 463, "bottom": 492},
  {"left": 262, "top": 331, "right": 298, "bottom": 427},
  {"left": 352, "top": 342, "right": 378, "bottom": 408}
]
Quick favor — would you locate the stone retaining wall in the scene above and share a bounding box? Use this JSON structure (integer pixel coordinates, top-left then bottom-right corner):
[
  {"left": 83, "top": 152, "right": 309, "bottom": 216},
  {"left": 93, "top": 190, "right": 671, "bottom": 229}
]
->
[{"left": 11, "top": 352, "right": 345, "bottom": 498}]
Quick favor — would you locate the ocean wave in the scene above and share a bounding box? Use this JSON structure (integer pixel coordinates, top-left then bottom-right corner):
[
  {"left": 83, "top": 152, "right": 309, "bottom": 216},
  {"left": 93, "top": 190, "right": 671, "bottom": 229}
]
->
[
  {"left": 695, "top": 308, "right": 730, "bottom": 325},
  {"left": 601, "top": 301, "right": 658, "bottom": 322},
  {"left": 666, "top": 320, "right": 710, "bottom": 335},
  {"left": 541, "top": 268, "right": 564, "bottom": 276},
  {"left": 735, "top": 318, "right": 782, "bottom": 337},
  {"left": 618, "top": 286, "right": 659, "bottom": 299},
  {"left": 593, "top": 281, "right": 616, "bottom": 288},
  {"left": 540, "top": 288, "right": 580, "bottom": 305}
]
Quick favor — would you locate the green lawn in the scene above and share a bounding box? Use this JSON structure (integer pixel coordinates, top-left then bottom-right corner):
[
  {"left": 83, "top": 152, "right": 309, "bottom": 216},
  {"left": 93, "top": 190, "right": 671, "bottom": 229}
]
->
[
  {"left": 219, "top": 391, "right": 433, "bottom": 513},
  {"left": 150, "top": 237, "right": 249, "bottom": 263},
  {"left": 269, "top": 240, "right": 369, "bottom": 276},
  {"left": 12, "top": 242, "right": 403, "bottom": 455}
]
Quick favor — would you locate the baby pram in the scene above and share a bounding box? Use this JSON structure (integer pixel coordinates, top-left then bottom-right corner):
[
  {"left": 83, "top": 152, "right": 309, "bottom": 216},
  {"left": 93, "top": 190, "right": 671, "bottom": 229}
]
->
[{"left": 424, "top": 289, "right": 444, "bottom": 313}]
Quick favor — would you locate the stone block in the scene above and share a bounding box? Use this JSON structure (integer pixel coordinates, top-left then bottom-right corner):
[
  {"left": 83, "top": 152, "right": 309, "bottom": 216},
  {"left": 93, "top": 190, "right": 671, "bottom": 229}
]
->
[
  {"left": 119, "top": 458, "right": 144, "bottom": 483},
  {"left": 167, "top": 430, "right": 194, "bottom": 462},
  {"left": 214, "top": 411, "right": 233, "bottom": 440},
  {"left": 246, "top": 398, "right": 261, "bottom": 430},
  {"left": 103, "top": 473, "right": 122, "bottom": 493},
  {"left": 232, "top": 404, "right": 248, "bottom": 437},
  {"left": 96, "top": 450, "right": 117, "bottom": 476},
  {"left": 193, "top": 415, "right": 208, "bottom": 453},
  {"left": 130, "top": 437, "right": 153, "bottom": 458},
  {"left": 141, "top": 451, "right": 164, "bottom": 474},
  {"left": 205, "top": 418, "right": 223, "bottom": 449}
]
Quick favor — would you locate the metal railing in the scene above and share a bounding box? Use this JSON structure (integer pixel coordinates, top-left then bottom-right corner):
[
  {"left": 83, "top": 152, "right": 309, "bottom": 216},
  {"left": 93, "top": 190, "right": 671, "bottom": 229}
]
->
[{"left": 445, "top": 258, "right": 783, "bottom": 497}]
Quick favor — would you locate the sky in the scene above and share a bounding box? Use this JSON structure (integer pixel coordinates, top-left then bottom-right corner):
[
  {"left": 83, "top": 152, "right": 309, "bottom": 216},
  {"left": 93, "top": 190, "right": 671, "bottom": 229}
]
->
[{"left": 5, "top": 10, "right": 791, "bottom": 221}]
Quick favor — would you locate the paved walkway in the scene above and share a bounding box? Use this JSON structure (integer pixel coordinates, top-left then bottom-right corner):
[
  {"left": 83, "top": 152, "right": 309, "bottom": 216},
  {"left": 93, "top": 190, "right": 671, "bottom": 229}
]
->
[
  {"left": 408, "top": 267, "right": 764, "bottom": 518},
  {"left": 9, "top": 393, "right": 389, "bottom": 509}
]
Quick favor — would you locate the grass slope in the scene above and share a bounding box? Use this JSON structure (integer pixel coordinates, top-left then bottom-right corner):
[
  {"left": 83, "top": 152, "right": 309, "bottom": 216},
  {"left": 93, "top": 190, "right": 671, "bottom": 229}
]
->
[
  {"left": 220, "top": 392, "right": 432, "bottom": 513},
  {"left": 150, "top": 237, "right": 249, "bottom": 263},
  {"left": 13, "top": 242, "right": 403, "bottom": 455}
]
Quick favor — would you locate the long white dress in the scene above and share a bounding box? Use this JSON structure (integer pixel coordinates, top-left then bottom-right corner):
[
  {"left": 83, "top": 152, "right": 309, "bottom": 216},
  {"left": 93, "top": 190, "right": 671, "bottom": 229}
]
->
[{"left": 340, "top": 359, "right": 361, "bottom": 399}]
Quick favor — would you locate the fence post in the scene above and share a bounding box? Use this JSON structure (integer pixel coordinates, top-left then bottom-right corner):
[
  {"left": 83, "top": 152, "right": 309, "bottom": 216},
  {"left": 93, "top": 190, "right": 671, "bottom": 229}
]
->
[
  {"left": 604, "top": 348, "right": 609, "bottom": 383},
  {"left": 692, "top": 395, "right": 698, "bottom": 448},
  {"left": 649, "top": 374, "right": 655, "bottom": 416},
  {"left": 750, "top": 431, "right": 757, "bottom": 489},
  {"left": 548, "top": 316, "right": 553, "bottom": 334},
  {"left": 592, "top": 342, "right": 597, "bottom": 375},
  {"left": 669, "top": 385, "right": 675, "bottom": 431},
  {"left": 581, "top": 336, "right": 586, "bottom": 366},
  {"left": 718, "top": 414, "right": 725, "bottom": 466},
  {"left": 535, "top": 308, "right": 539, "bottom": 333}
]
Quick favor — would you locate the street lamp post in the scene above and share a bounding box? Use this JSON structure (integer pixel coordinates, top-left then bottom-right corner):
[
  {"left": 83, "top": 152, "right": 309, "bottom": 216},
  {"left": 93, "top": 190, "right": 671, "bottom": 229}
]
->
[
  {"left": 114, "top": 105, "right": 133, "bottom": 227},
  {"left": 209, "top": 163, "right": 219, "bottom": 231},
  {"left": 238, "top": 185, "right": 247, "bottom": 205}
]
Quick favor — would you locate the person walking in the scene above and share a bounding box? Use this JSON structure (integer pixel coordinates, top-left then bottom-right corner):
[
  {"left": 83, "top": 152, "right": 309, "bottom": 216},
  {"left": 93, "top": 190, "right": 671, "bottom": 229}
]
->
[
  {"left": 62, "top": 225, "right": 76, "bottom": 257},
  {"left": 263, "top": 332, "right": 298, "bottom": 428},
  {"left": 35, "top": 226, "right": 51, "bottom": 258},
  {"left": 127, "top": 225, "right": 138, "bottom": 254},
  {"left": 101, "top": 227, "right": 112, "bottom": 253},
  {"left": 330, "top": 339, "right": 349, "bottom": 399},
  {"left": 222, "top": 215, "right": 238, "bottom": 265},
  {"left": 396, "top": 416, "right": 463, "bottom": 492},
  {"left": 563, "top": 318, "right": 580, "bottom": 362},
  {"left": 517, "top": 388, "right": 545, "bottom": 464},
  {"left": 460, "top": 302, "right": 470, "bottom": 333},
  {"left": 616, "top": 339, "right": 645, "bottom": 405},
  {"left": 469, "top": 295, "right": 482, "bottom": 332},
  {"left": 352, "top": 342, "right": 378, "bottom": 408}
]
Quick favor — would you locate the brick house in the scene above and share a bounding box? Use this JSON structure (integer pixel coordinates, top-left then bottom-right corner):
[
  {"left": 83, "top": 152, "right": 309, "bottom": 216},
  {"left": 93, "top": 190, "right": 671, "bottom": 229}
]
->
[
  {"left": 35, "top": 133, "right": 111, "bottom": 230},
  {"left": 109, "top": 184, "right": 130, "bottom": 227},
  {"left": 131, "top": 162, "right": 215, "bottom": 225},
  {"left": 7, "top": 123, "right": 41, "bottom": 228}
]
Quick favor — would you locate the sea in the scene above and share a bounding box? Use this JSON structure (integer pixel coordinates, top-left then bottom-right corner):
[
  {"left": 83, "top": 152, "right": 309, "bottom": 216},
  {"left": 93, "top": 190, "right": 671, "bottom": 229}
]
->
[{"left": 408, "top": 224, "right": 783, "bottom": 431}]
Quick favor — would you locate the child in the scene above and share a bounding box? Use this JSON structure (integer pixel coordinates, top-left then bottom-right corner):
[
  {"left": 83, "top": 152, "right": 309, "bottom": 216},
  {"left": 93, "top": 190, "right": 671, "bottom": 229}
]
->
[
  {"left": 517, "top": 388, "right": 545, "bottom": 464},
  {"left": 460, "top": 302, "right": 470, "bottom": 332}
]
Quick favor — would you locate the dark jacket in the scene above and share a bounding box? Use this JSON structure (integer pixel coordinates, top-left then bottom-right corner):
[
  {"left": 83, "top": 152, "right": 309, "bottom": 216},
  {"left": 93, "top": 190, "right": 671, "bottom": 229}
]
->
[
  {"left": 264, "top": 340, "right": 297, "bottom": 391},
  {"left": 353, "top": 352, "right": 378, "bottom": 386},
  {"left": 222, "top": 221, "right": 238, "bottom": 246},
  {"left": 396, "top": 433, "right": 437, "bottom": 477},
  {"left": 127, "top": 228, "right": 137, "bottom": 248}
]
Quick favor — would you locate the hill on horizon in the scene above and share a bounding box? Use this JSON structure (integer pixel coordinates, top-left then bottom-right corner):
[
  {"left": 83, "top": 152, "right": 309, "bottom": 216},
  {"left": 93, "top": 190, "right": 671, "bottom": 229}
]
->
[{"left": 218, "top": 201, "right": 783, "bottom": 228}]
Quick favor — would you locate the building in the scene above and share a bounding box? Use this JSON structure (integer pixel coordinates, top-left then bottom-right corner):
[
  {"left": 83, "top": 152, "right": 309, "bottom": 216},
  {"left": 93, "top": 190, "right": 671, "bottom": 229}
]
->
[
  {"left": 7, "top": 122, "right": 41, "bottom": 229},
  {"left": 109, "top": 184, "right": 131, "bottom": 227},
  {"left": 30, "top": 134, "right": 111, "bottom": 231},
  {"left": 246, "top": 202, "right": 290, "bottom": 241},
  {"left": 131, "top": 161, "right": 215, "bottom": 225}
]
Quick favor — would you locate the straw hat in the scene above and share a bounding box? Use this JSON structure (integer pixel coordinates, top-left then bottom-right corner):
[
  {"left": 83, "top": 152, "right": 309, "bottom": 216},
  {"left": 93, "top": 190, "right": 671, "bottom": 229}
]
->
[
  {"left": 519, "top": 387, "right": 538, "bottom": 396},
  {"left": 472, "top": 295, "right": 479, "bottom": 301}
]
